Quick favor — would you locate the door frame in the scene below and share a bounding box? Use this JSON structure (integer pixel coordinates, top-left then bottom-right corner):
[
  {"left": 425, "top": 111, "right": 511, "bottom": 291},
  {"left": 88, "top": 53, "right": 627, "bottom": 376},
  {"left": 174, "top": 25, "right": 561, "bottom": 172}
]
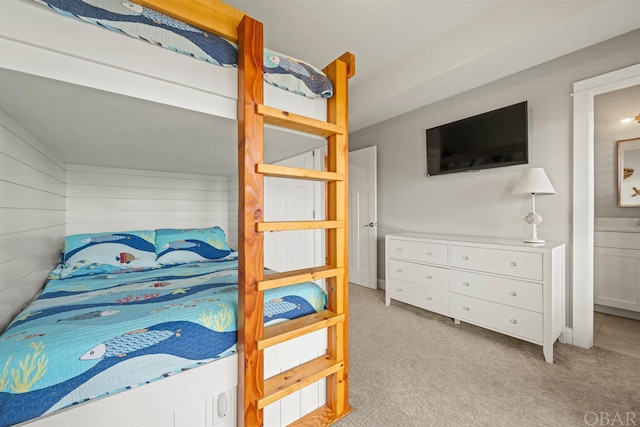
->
[
  {"left": 571, "top": 63, "right": 640, "bottom": 348},
  {"left": 348, "top": 146, "right": 378, "bottom": 288}
]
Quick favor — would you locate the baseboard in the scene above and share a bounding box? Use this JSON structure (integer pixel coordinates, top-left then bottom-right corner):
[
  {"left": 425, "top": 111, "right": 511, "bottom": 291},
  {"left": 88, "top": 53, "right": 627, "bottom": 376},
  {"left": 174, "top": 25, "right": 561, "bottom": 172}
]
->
[
  {"left": 561, "top": 327, "right": 573, "bottom": 345},
  {"left": 594, "top": 304, "right": 640, "bottom": 321},
  {"left": 377, "top": 279, "right": 385, "bottom": 290}
]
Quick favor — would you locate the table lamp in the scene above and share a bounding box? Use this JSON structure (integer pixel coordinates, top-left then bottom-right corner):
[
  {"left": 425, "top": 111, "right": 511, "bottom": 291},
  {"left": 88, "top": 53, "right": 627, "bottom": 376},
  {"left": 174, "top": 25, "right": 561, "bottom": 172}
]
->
[{"left": 512, "top": 168, "right": 556, "bottom": 244}]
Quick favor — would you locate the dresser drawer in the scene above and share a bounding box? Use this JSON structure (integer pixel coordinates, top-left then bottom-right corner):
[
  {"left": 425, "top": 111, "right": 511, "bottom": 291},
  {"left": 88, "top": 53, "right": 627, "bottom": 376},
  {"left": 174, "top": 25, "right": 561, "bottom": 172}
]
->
[
  {"left": 388, "top": 259, "right": 448, "bottom": 292},
  {"left": 450, "top": 270, "right": 542, "bottom": 312},
  {"left": 387, "top": 279, "right": 449, "bottom": 315},
  {"left": 450, "top": 245, "right": 542, "bottom": 281},
  {"left": 450, "top": 293, "right": 543, "bottom": 343},
  {"left": 388, "top": 238, "right": 447, "bottom": 266}
]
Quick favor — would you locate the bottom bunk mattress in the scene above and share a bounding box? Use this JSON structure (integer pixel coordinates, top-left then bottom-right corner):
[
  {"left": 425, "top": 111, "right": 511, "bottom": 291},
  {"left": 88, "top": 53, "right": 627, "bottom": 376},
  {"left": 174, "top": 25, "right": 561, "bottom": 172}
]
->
[{"left": 0, "top": 255, "right": 326, "bottom": 427}]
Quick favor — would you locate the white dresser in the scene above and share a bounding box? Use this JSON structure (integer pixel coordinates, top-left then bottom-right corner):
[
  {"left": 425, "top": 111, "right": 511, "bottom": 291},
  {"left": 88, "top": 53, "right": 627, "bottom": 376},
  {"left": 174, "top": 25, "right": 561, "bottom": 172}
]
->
[{"left": 385, "top": 232, "right": 566, "bottom": 363}]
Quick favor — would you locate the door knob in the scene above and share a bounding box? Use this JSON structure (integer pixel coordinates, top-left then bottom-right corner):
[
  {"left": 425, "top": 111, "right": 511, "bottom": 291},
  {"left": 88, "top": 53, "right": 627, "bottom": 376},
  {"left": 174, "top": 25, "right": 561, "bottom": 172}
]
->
[{"left": 363, "top": 222, "right": 376, "bottom": 227}]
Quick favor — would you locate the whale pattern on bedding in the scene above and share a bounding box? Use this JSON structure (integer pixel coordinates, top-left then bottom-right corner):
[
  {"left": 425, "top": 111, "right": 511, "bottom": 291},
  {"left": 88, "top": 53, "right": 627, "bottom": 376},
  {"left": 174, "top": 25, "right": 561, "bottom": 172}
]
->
[
  {"left": 34, "top": 0, "right": 334, "bottom": 99},
  {"left": 0, "top": 254, "right": 327, "bottom": 427}
]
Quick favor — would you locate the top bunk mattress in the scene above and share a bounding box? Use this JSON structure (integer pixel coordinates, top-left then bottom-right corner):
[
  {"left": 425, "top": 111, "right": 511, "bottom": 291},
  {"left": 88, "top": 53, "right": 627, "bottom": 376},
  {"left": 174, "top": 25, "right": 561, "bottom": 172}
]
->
[
  {"left": 0, "top": 255, "right": 327, "bottom": 427},
  {"left": 0, "top": 0, "right": 329, "bottom": 122},
  {"left": 34, "top": 0, "right": 333, "bottom": 99}
]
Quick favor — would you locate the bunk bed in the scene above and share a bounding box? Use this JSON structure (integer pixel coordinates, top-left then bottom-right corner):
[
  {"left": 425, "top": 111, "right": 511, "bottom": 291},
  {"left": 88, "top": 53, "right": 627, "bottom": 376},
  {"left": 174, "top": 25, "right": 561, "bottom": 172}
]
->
[{"left": 0, "top": 0, "right": 354, "bottom": 426}]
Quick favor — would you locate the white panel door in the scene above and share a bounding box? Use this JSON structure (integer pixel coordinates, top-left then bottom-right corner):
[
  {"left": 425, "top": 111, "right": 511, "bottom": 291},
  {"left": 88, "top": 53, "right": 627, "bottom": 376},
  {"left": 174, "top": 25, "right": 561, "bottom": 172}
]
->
[
  {"left": 264, "top": 151, "right": 321, "bottom": 273},
  {"left": 348, "top": 146, "right": 378, "bottom": 288}
]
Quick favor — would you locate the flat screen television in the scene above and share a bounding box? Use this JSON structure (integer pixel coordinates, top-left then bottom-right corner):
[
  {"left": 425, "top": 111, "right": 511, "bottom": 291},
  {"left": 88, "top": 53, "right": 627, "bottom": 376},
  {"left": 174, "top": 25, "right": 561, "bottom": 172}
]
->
[{"left": 426, "top": 101, "right": 528, "bottom": 176}]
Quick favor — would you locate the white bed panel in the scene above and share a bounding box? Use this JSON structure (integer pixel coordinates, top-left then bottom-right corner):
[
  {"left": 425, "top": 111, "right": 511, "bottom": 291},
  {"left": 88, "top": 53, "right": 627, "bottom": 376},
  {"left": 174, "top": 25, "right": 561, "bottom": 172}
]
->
[
  {"left": 17, "top": 354, "right": 238, "bottom": 427},
  {"left": 16, "top": 330, "right": 328, "bottom": 427},
  {"left": 264, "top": 329, "right": 328, "bottom": 426}
]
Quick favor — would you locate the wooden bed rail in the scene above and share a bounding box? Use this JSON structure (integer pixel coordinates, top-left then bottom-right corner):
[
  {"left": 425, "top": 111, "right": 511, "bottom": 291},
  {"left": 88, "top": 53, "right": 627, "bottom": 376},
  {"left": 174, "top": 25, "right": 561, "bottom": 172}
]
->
[{"left": 135, "top": 0, "right": 245, "bottom": 42}]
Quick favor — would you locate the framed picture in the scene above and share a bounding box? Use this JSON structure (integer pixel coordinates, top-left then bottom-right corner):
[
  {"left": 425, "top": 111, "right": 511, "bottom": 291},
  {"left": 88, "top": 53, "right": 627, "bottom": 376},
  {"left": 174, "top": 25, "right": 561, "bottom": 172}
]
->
[{"left": 617, "top": 137, "right": 640, "bottom": 207}]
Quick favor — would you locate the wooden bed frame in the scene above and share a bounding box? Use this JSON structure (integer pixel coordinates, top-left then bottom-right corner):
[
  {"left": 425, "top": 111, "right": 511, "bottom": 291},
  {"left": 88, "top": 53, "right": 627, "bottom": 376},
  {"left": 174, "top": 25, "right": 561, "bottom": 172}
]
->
[{"left": 138, "top": 1, "right": 355, "bottom": 426}]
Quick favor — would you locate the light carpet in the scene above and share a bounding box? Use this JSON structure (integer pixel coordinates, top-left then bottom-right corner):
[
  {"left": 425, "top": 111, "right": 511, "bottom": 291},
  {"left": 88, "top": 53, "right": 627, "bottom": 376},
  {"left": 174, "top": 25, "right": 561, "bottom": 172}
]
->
[{"left": 333, "top": 284, "right": 640, "bottom": 427}]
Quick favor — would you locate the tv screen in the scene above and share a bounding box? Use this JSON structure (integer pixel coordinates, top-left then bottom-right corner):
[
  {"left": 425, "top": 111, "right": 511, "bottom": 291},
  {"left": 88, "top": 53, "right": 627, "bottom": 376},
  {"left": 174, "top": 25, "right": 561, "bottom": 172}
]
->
[{"left": 426, "top": 101, "right": 528, "bottom": 176}]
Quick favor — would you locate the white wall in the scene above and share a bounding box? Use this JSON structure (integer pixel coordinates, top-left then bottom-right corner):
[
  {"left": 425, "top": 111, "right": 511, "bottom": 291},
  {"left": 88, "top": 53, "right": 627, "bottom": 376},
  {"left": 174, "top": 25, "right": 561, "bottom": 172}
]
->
[
  {"left": 228, "top": 177, "right": 239, "bottom": 250},
  {"left": 66, "top": 164, "right": 230, "bottom": 236},
  {"left": 0, "top": 110, "right": 65, "bottom": 328},
  {"left": 350, "top": 29, "right": 640, "bottom": 326},
  {"left": 594, "top": 85, "right": 640, "bottom": 217}
]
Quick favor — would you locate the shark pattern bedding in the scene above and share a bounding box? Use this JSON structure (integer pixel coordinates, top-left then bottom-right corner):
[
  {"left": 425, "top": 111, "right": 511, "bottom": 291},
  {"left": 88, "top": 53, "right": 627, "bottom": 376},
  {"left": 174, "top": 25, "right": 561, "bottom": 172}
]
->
[
  {"left": 0, "top": 254, "right": 326, "bottom": 427},
  {"left": 34, "top": 0, "right": 334, "bottom": 99}
]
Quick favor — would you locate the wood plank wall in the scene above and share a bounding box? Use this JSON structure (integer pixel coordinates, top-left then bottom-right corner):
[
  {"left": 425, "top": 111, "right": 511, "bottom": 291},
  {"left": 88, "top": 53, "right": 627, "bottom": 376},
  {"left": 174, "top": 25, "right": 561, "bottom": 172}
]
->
[
  {"left": 66, "top": 164, "right": 230, "bottom": 236},
  {"left": 0, "top": 110, "right": 66, "bottom": 329}
]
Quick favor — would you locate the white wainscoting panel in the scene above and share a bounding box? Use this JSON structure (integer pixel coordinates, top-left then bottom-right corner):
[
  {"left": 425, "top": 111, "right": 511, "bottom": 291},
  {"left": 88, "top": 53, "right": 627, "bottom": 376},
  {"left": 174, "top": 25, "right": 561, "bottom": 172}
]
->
[
  {"left": 65, "top": 164, "right": 230, "bottom": 236},
  {"left": 0, "top": 110, "right": 65, "bottom": 329}
]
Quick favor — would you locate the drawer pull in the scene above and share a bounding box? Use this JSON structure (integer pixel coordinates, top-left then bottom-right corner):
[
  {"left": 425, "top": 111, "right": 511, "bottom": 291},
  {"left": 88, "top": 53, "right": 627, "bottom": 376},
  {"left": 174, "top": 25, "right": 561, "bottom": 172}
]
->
[
  {"left": 510, "top": 319, "right": 518, "bottom": 325},
  {"left": 425, "top": 275, "right": 432, "bottom": 280},
  {"left": 396, "top": 269, "right": 402, "bottom": 273},
  {"left": 396, "top": 248, "right": 403, "bottom": 251},
  {"left": 509, "top": 291, "right": 518, "bottom": 296},
  {"left": 396, "top": 288, "right": 403, "bottom": 292},
  {"left": 462, "top": 306, "right": 470, "bottom": 311},
  {"left": 425, "top": 296, "right": 433, "bottom": 301},
  {"left": 510, "top": 262, "right": 517, "bottom": 267},
  {"left": 462, "top": 282, "right": 470, "bottom": 287},
  {"left": 426, "top": 251, "right": 432, "bottom": 256},
  {"left": 462, "top": 256, "right": 469, "bottom": 261}
]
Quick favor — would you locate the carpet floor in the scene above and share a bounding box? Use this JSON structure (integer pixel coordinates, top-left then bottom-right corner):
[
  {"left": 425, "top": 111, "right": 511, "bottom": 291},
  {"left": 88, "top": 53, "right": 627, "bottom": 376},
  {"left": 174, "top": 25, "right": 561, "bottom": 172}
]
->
[{"left": 333, "top": 284, "right": 640, "bottom": 427}]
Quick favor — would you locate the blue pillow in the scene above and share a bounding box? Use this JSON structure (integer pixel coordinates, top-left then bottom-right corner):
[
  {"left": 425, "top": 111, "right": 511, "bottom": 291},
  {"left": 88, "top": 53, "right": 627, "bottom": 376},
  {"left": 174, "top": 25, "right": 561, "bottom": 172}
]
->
[
  {"left": 155, "top": 227, "right": 232, "bottom": 265},
  {"left": 61, "top": 230, "right": 159, "bottom": 279}
]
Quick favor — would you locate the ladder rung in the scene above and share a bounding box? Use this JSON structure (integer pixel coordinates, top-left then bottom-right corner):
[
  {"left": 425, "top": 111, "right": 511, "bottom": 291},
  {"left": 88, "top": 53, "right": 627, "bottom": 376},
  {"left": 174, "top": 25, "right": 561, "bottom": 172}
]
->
[
  {"left": 256, "top": 163, "right": 344, "bottom": 182},
  {"left": 258, "top": 310, "right": 345, "bottom": 350},
  {"left": 287, "top": 405, "right": 338, "bottom": 426},
  {"left": 258, "top": 265, "right": 344, "bottom": 291},
  {"left": 257, "top": 104, "right": 344, "bottom": 137},
  {"left": 257, "top": 220, "right": 344, "bottom": 232},
  {"left": 257, "top": 356, "right": 344, "bottom": 409}
]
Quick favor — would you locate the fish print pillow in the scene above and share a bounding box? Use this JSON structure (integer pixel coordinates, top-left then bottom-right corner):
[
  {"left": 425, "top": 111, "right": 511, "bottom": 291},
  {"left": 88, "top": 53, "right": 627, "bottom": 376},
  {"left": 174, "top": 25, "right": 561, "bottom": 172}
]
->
[
  {"left": 61, "top": 230, "right": 160, "bottom": 279},
  {"left": 155, "top": 226, "right": 232, "bottom": 265}
]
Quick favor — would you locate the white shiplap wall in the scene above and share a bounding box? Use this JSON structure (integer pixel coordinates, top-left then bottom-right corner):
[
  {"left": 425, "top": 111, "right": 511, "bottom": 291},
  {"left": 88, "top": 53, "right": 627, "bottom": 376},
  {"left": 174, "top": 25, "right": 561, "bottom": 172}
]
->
[
  {"left": 0, "top": 110, "right": 66, "bottom": 329},
  {"left": 227, "top": 177, "right": 238, "bottom": 250},
  {"left": 66, "top": 164, "right": 230, "bottom": 236}
]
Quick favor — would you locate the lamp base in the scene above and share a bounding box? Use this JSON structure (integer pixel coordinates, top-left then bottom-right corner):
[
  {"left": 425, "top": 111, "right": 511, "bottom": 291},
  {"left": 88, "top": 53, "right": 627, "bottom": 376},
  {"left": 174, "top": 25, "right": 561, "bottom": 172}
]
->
[
  {"left": 524, "top": 221, "right": 545, "bottom": 245},
  {"left": 524, "top": 238, "right": 546, "bottom": 245}
]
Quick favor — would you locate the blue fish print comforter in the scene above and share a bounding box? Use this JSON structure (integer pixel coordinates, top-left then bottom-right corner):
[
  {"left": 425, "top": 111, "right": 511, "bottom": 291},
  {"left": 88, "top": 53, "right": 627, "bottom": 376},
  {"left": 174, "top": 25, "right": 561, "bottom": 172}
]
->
[
  {"left": 0, "top": 255, "right": 326, "bottom": 427},
  {"left": 35, "top": 0, "right": 334, "bottom": 99}
]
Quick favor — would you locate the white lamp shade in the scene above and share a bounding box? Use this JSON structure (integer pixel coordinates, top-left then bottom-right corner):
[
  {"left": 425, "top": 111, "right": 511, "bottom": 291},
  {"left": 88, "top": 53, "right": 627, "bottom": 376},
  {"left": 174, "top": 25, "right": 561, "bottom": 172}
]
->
[{"left": 512, "top": 168, "right": 556, "bottom": 195}]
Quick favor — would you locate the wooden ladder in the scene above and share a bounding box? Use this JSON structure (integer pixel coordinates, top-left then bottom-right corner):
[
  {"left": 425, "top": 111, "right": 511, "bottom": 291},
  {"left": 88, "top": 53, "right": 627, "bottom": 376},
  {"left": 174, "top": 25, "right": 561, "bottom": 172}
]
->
[{"left": 237, "top": 16, "right": 355, "bottom": 427}]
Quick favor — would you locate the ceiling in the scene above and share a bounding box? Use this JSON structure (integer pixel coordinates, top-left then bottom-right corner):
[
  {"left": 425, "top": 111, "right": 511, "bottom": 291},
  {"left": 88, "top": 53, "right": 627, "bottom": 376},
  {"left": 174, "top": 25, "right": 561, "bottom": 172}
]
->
[
  {"left": 225, "top": 0, "right": 640, "bottom": 131},
  {"left": 1, "top": 0, "right": 639, "bottom": 176}
]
